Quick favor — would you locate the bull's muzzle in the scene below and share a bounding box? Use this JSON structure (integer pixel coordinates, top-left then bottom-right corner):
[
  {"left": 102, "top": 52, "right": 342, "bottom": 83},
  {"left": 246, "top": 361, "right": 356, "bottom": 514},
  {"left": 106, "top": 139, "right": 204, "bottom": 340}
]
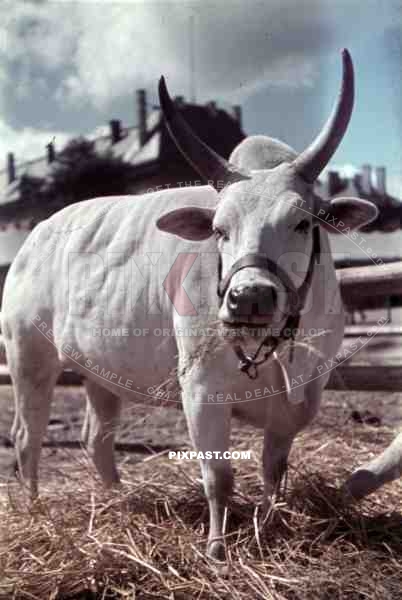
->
[{"left": 226, "top": 282, "right": 278, "bottom": 322}]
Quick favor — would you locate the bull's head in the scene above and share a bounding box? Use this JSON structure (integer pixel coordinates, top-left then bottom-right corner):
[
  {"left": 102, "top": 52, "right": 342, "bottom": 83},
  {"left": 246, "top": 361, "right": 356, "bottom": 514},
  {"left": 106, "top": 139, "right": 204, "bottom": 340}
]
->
[{"left": 157, "top": 49, "right": 378, "bottom": 327}]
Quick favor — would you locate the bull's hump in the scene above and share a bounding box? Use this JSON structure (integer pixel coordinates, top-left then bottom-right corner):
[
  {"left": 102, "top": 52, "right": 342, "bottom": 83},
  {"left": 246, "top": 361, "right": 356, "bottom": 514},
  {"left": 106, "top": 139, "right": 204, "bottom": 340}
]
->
[
  {"left": 230, "top": 136, "right": 298, "bottom": 171},
  {"left": 7, "top": 186, "right": 219, "bottom": 293},
  {"left": 45, "top": 186, "right": 218, "bottom": 231},
  {"left": 23, "top": 188, "right": 215, "bottom": 275}
]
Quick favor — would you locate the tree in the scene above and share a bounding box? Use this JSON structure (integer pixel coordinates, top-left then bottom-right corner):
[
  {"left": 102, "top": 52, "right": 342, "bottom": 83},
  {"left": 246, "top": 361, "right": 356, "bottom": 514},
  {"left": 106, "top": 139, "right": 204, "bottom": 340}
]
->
[
  {"left": 18, "top": 174, "right": 46, "bottom": 207},
  {"left": 45, "top": 137, "right": 134, "bottom": 206}
]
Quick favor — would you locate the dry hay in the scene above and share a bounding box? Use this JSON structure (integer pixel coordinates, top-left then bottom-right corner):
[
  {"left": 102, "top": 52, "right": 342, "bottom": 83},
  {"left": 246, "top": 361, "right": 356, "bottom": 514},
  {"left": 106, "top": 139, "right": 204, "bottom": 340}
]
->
[
  {"left": 1, "top": 417, "right": 402, "bottom": 599},
  {"left": 148, "top": 321, "right": 326, "bottom": 403}
]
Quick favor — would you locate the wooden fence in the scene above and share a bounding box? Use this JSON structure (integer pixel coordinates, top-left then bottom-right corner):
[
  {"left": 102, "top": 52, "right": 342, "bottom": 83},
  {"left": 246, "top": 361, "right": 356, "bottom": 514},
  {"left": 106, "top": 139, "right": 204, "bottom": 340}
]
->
[{"left": 0, "top": 259, "right": 401, "bottom": 391}]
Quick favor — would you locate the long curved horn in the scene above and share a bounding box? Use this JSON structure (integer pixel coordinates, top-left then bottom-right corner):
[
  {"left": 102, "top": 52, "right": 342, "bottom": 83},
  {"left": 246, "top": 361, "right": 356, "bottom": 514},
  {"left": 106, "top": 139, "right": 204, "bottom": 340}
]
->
[
  {"left": 293, "top": 48, "right": 355, "bottom": 183},
  {"left": 158, "top": 76, "right": 250, "bottom": 191}
]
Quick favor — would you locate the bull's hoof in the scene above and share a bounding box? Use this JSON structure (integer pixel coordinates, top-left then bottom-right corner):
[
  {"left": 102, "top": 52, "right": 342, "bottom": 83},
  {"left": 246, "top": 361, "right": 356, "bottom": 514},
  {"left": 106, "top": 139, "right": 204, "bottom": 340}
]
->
[
  {"left": 207, "top": 539, "right": 226, "bottom": 561},
  {"left": 343, "top": 469, "right": 379, "bottom": 500}
]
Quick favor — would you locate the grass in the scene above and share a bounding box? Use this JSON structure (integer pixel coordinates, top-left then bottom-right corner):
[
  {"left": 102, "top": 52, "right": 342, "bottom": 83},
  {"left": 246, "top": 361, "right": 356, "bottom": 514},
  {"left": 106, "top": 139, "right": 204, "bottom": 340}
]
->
[{"left": 1, "top": 412, "right": 402, "bottom": 600}]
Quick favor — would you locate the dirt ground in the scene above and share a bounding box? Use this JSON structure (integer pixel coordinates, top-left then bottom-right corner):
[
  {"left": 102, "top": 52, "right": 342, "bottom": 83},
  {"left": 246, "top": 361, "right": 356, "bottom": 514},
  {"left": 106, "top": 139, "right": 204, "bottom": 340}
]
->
[
  {"left": 2, "top": 385, "right": 402, "bottom": 599},
  {"left": 1, "top": 384, "right": 402, "bottom": 488}
]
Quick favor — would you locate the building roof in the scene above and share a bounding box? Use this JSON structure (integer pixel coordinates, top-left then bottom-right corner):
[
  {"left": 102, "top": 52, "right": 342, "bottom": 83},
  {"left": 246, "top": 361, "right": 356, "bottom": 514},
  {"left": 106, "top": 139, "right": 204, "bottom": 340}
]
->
[
  {"left": 1, "top": 98, "right": 401, "bottom": 270},
  {"left": 0, "top": 101, "right": 245, "bottom": 210},
  {"left": 316, "top": 167, "right": 402, "bottom": 233}
]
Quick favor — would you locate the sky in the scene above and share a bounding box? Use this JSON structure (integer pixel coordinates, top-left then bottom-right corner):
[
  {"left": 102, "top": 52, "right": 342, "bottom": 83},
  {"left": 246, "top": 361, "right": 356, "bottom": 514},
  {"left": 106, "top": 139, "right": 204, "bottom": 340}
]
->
[{"left": 0, "top": 0, "right": 401, "bottom": 196}]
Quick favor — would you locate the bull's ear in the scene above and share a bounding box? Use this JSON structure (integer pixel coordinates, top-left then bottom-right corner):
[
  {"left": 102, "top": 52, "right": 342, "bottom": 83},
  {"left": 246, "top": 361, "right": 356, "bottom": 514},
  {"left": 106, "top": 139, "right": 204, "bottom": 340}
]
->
[
  {"left": 315, "top": 197, "right": 378, "bottom": 233},
  {"left": 156, "top": 207, "right": 215, "bottom": 241}
]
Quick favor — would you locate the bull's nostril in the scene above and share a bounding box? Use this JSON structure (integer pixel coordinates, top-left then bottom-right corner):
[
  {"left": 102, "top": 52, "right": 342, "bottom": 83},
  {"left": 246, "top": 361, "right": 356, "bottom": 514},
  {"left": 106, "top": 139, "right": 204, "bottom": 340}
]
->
[
  {"left": 261, "top": 286, "right": 277, "bottom": 313},
  {"left": 230, "top": 286, "right": 242, "bottom": 297},
  {"left": 228, "top": 289, "right": 240, "bottom": 310},
  {"left": 227, "top": 284, "right": 278, "bottom": 319}
]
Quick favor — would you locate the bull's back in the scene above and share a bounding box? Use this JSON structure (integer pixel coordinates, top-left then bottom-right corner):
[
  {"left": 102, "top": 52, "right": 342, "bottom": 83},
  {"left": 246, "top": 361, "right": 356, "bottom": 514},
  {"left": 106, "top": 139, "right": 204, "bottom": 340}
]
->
[
  {"left": 4, "top": 187, "right": 218, "bottom": 311},
  {"left": 2, "top": 188, "right": 220, "bottom": 395}
]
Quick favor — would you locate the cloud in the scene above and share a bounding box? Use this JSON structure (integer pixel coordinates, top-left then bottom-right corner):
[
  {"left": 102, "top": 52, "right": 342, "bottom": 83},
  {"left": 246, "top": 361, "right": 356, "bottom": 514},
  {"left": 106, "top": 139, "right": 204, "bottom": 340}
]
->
[
  {"left": 0, "top": 2, "right": 77, "bottom": 70},
  {"left": 1, "top": 0, "right": 399, "bottom": 113},
  {"left": 51, "top": 1, "right": 333, "bottom": 107},
  {"left": 0, "top": 0, "right": 400, "bottom": 162},
  {"left": 56, "top": 1, "right": 401, "bottom": 107},
  {"left": 0, "top": 119, "right": 74, "bottom": 164}
]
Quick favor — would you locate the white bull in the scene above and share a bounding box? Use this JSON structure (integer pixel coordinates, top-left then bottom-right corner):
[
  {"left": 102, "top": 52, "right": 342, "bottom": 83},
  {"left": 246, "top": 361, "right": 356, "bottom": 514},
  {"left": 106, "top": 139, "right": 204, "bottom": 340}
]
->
[{"left": 2, "top": 49, "right": 377, "bottom": 559}]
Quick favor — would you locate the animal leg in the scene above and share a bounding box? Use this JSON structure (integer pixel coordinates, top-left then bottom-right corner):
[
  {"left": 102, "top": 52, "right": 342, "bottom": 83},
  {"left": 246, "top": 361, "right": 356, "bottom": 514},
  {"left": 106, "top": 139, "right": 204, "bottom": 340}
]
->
[
  {"left": 81, "top": 392, "right": 91, "bottom": 445},
  {"left": 261, "top": 379, "right": 321, "bottom": 512},
  {"left": 83, "top": 378, "right": 122, "bottom": 487},
  {"left": 5, "top": 330, "right": 60, "bottom": 498},
  {"left": 181, "top": 380, "right": 233, "bottom": 560},
  {"left": 344, "top": 431, "right": 402, "bottom": 499},
  {"left": 13, "top": 376, "right": 58, "bottom": 498},
  {"left": 262, "top": 430, "right": 294, "bottom": 511}
]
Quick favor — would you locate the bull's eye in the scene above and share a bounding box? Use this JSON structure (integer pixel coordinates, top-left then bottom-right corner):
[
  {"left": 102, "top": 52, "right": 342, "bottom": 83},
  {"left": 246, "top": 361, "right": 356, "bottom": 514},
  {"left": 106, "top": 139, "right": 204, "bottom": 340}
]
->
[
  {"left": 294, "top": 219, "right": 310, "bottom": 234},
  {"left": 213, "top": 227, "right": 229, "bottom": 242}
]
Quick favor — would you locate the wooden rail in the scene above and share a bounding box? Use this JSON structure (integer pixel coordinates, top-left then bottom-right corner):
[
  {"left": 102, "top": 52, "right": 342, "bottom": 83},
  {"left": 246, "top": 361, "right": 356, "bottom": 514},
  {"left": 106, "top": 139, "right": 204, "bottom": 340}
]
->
[
  {"left": 328, "top": 365, "right": 402, "bottom": 391},
  {"left": 334, "top": 256, "right": 401, "bottom": 269},
  {"left": 0, "top": 260, "right": 401, "bottom": 391},
  {"left": 0, "top": 434, "right": 181, "bottom": 454},
  {"left": 0, "top": 364, "right": 401, "bottom": 391},
  {"left": 337, "top": 261, "right": 402, "bottom": 310}
]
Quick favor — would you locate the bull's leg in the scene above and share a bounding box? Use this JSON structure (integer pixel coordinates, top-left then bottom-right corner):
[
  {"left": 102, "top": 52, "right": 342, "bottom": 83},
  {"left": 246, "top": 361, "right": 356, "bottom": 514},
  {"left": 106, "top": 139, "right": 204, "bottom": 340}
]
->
[
  {"left": 344, "top": 432, "right": 402, "bottom": 499},
  {"left": 12, "top": 371, "right": 59, "bottom": 498},
  {"left": 83, "top": 378, "right": 122, "bottom": 487},
  {"left": 261, "top": 379, "right": 322, "bottom": 512},
  {"left": 262, "top": 430, "right": 294, "bottom": 511},
  {"left": 81, "top": 393, "right": 91, "bottom": 445},
  {"left": 5, "top": 331, "right": 60, "bottom": 498},
  {"left": 10, "top": 411, "right": 20, "bottom": 443},
  {"left": 180, "top": 380, "right": 233, "bottom": 560}
]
